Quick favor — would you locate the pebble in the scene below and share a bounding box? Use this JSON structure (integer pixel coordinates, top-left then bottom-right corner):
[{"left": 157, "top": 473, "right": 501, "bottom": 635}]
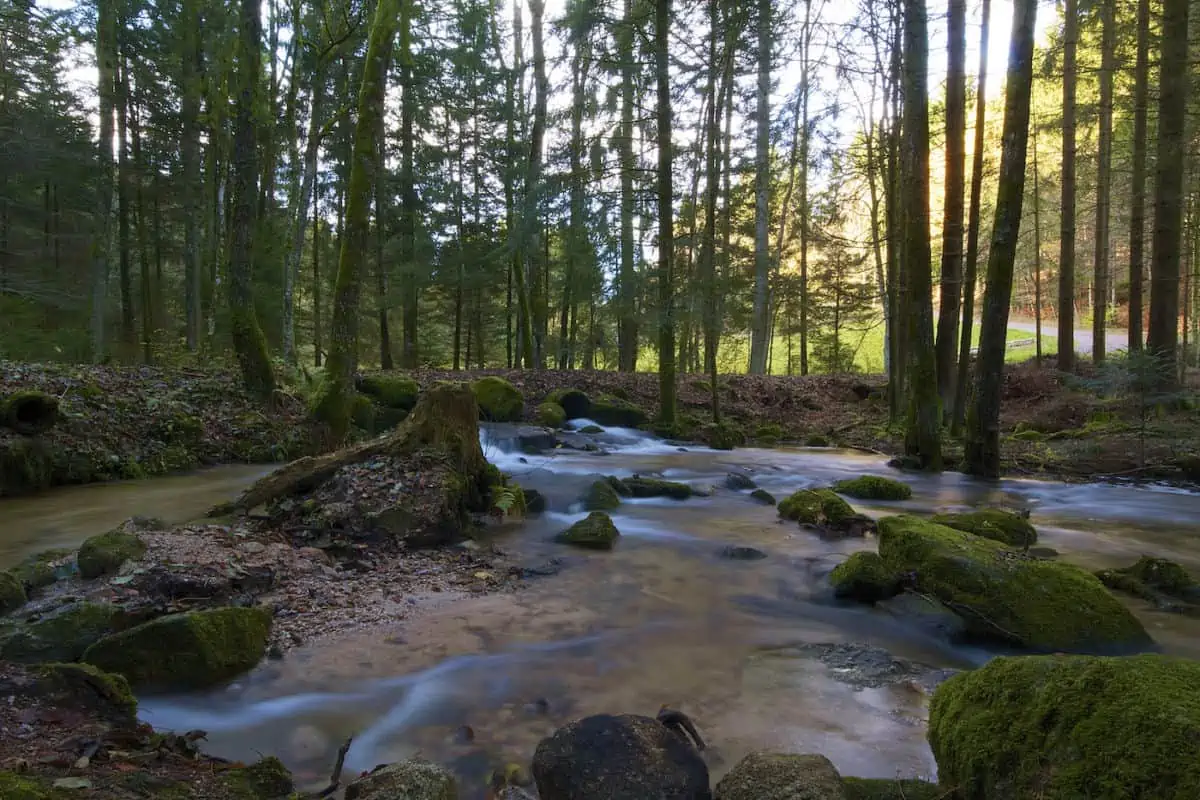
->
[{"left": 239, "top": 541, "right": 267, "bottom": 555}]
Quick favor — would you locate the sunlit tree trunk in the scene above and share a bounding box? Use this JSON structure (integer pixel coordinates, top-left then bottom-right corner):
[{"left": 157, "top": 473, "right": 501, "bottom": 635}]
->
[
  {"left": 900, "top": 0, "right": 942, "bottom": 470},
  {"left": 1057, "top": 0, "right": 1078, "bottom": 371},
  {"left": 964, "top": 0, "right": 1037, "bottom": 477},
  {"left": 748, "top": 0, "right": 771, "bottom": 375},
  {"left": 1032, "top": 125, "right": 1043, "bottom": 360},
  {"left": 1092, "top": 0, "right": 1115, "bottom": 364},
  {"left": 935, "top": 0, "right": 966, "bottom": 410},
  {"left": 1146, "top": 0, "right": 1190, "bottom": 381},
  {"left": 1128, "top": 0, "right": 1150, "bottom": 351}
]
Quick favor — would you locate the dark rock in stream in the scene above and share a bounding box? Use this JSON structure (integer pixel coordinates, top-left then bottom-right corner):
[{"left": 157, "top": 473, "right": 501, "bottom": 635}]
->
[
  {"left": 724, "top": 472, "right": 758, "bottom": 491},
  {"left": 879, "top": 591, "right": 968, "bottom": 641},
  {"left": 533, "top": 714, "right": 711, "bottom": 800},
  {"left": 718, "top": 545, "right": 769, "bottom": 562},
  {"left": 765, "top": 642, "right": 959, "bottom": 694}
]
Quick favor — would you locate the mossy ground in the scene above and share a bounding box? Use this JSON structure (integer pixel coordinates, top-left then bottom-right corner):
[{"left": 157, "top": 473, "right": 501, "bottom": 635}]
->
[
  {"left": 878, "top": 515, "right": 1151, "bottom": 652},
  {"left": 842, "top": 777, "right": 943, "bottom": 799},
  {"left": 929, "top": 654, "right": 1200, "bottom": 799}
]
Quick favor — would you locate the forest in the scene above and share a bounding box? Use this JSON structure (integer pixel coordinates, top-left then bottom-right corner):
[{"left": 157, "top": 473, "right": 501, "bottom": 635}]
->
[{"left": 1, "top": 0, "right": 1197, "bottom": 477}]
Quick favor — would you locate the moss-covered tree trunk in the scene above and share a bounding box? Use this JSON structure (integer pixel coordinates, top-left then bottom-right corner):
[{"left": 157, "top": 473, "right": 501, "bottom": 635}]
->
[
  {"left": 228, "top": 0, "right": 276, "bottom": 402},
  {"left": 313, "top": 0, "right": 395, "bottom": 437},
  {"left": 964, "top": 0, "right": 1038, "bottom": 477},
  {"left": 900, "top": 0, "right": 941, "bottom": 471}
]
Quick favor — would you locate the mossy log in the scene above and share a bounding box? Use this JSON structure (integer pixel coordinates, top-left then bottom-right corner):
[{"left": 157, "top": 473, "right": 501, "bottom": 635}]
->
[
  {"left": 211, "top": 382, "right": 488, "bottom": 516},
  {"left": 1, "top": 391, "right": 60, "bottom": 435}
]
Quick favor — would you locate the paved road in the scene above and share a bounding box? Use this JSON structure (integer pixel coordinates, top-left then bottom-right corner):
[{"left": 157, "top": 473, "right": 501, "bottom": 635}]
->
[{"left": 1006, "top": 318, "right": 1130, "bottom": 355}]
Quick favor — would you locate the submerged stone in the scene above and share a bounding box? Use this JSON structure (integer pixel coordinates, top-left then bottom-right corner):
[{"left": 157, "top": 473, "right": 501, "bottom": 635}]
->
[
  {"left": 715, "top": 751, "right": 845, "bottom": 800},
  {"left": 832, "top": 476, "right": 912, "bottom": 501},
  {"left": 750, "top": 488, "right": 777, "bottom": 505},
  {"left": 719, "top": 545, "right": 768, "bottom": 561},
  {"left": 556, "top": 512, "right": 620, "bottom": 550},
  {"left": 929, "top": 654, "right": 1200, "bottom": 799},
  {"left": 621, "top": 477, "right": 694, "bottom": 500},
  {"left": 83, "top": 606, "right": 272, "bottom": 690},
  {"left": 724, "top": 472, "right": 758, "bottom": 491},
  {"left": 533, "top": 714, "right": 710, "bottom": 800},
  {"left": 77, "top": 529, "right": 147, "bottom": 580},
  {"left": 878, "top": 515, "right": 1152, "bottom": 653},
  {"left": 930, "top": 509, "right": 1038, "bottom": 548}
]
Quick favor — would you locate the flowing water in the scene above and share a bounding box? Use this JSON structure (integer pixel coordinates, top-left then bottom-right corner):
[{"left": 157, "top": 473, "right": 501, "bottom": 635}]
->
[{"left": 4, "top": 426, "right": 1200, "bottom": 796}]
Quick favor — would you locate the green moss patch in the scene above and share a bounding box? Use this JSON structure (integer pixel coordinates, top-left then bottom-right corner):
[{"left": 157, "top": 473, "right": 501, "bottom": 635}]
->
[
  {"left": 77, "top": 529, "right": 147, "bottom": 579},
  {"left": 878, "top": 515, "right": 1152, "bottom": 653},
  {"left": 842, "top": 777, "right": 942, "bottom": 800},
  {"left": 556, "top": 512, "right": 620, "bottom": 550},
  {"left": 830, "top": 552, "right": 901, "bottom": 603},
  {"left": 583, "top": 479, "right": 622, "bottom": 511},
  {"left": 34, "top": 662, "right": 137, "bottom": 719},
  {"left": 929, "top": 654, "right": 1200, "bottom": 799},
  {"left": 0, "top": 570, "right": 26, "bottom": 613},
  {"left": 779, "top": 489, "right": 854, "bottom": 525},
  {"left": 589, "top": 393, "right": 647, "bottom": 428},
  {"left": 536, "top": 401, "right": 567, "bottom": 428},
  {"left": 750, "top": 488, "right": 776, "bottom": 505},
  {"left": 83, "top": 606, "right": 272, "bottom": 690},
  {"left": 833, "top": 476, "right": 912, "bottom": 501},
  {"left": 1, "top": 602, "right": 126, "bottom": 663},
  {"left": 358, "top": 374, "right": 420, "bottom": 410},
  {"left": 472, "top": 377, "right": 524, "bottom": 422},
  {"left": 703, "top": 422, "right": 746, "bottom": 451},
  {"left": 931, "top": 509, "right": 1037, "bottom": 548},
  {"left": 0, "top": 772, "right": 66, "bottom": 800},
  {"left": 221, "top": 757, "right": 294, "bottom": 798},
  {"left": 620, "top": 477, "right": 693, "bottom": 500},
  {"left": 546, "top": 388, "right": 591, "bottom": 420}
]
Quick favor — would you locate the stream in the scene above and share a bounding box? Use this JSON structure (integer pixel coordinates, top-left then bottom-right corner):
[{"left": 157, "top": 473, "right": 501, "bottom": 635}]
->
[{"left": 5, "top": 425, "right": 1200, "bottom": 796}]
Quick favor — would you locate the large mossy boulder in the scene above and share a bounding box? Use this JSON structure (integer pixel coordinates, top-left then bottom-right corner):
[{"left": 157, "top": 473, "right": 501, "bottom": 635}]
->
[
  {"left": 829, "top": 552, "right": 900, "bottom": 603},
  {"left": 1098, "top": 556, "right": 1199, "bottom": 599},
  {"left": 714, "top": 752, "right": 845, "bottom": 800},
  {"left": 779, "top": 489, "right": 854, "bottom": 525},
  {"left": 77, "top": 529, "right": 147, "bottom": 579},
  {"left": 0, "top": 570, "right": 26, "bottom": 613},
  {"left": 930, "top": 509, "right": 1037, "bottom": 548},
  {"left": 703, "top": 422, "right": 746, "bottom": 451},
  {"left": 1, "top": 390, "right": 60, "bottom": 435},
  {"left": 832, "top": 476, "right": 912, "bottom": 501},
  {"left": 536, "top": 402, "right": 567, "bottom": 428},
  {"left": 878, "top": 515, "right": 1152, "bottom": 653},
  {"left": 222, "top": 757, "right": 296, "bottom": 799},
  {"left": 533, "top": 714, "right": 710, "bottom": 800},
  {"left": 358, "top": 374, "right": 421, "bottom": 410},
  {"left": 590, "top": 393, "right": 648, "bottom": 428},
  {"left": 345, "top": 760, "right": 458, "bottom": 800},
  {"left": 472, "top": 377, "right": 525, "bottom": 422},
  {"left": 556, "top": 512, "right": 620, "bottom": 550},
  {"left": 929, "top": 654, "right": 1200, "bottom": 799},
  {"left": 621, "top": 476, "right": 693, "bottom": 500},
  {"left": 10, "top": 548, "right": 73, "bottom": 592},
  {"left": 83, "top": 606, "right": 272, "bottom": 690},
  {"left": 32, "top": 662, "right": 137, "bottom": 720},
  {"left": 583, "top": 479, "right": 622, "bottom": 511},
  {"left": 546, "top": 388, "right": 592, "bottom": 420},
  {"left": 0, "top": 601, "right": 126, "bottom": 663},
  {"left": 841, "top": 778, "right": 942, "bottom": 800}
]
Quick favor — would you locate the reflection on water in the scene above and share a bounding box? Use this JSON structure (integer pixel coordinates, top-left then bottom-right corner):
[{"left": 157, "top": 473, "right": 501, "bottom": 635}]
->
[
  {"left": 0, "top": 464, "right": 276, "bottom": 566},
  {"left": 9, "top": 425, "right": 1200, "bottom": 796}
]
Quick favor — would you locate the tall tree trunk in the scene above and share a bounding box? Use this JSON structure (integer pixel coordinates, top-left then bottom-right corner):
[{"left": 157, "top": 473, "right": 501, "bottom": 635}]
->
[
  {"left": 1128, "top": 0, "right": 1150, "bottom": 351},
  {"left": 315, "top": 0, "right": 395, "bottom": 434},
  {"left": 526, "top": 0, "right": 549, "bottom": 368},
  {"left": 116, "top": 53, "right": 135, "bottom": 348},
  {"left": 748, "top": 0, "right": 771, "bottom": 374},
  {"left": 617, "top": 0, "right": 638, "bottom": 372},
  {"left": 180, "top": 0, "right": 202, "bottom": 351},
  {"left": 130, "top": 94, "right": 153, "bottom": 364},
  {"left": 1146, "top": 0, "right": 1190, "bottom": 379},
  {"left": 229, "top": 0, "right": 276, "bottom": 401},
  {"left": 91, "top": 0, "right": 117, "bottom": 363},
  {"left": 900, "top": 0, "right": 942, "bottom": 470},
  {"left": 399, "top": 0, "right": 420, "bottom": 368},
  {"left": 562, "top": 25, "right": 589, "bottom": 371},
  {"left": 1032, "top": 125, "right": 1043, "bottom": 359},
  {"left": 656, "top": 0, "right": 677, "bottom": 423},
  {"left": 283, "top": 63, "right": 327, "bottom": 364},
  {"left": 1092, "top": 0, "right": 1115, "bottom": 364},
  {"left": 885, "top": 3, "right": 904, "bottom": 419},
  {"left": 952, "top": 0, "right": 991, "bottom": 434},
  {"left": 313, "top": 192, "right": 322, "bottom": 367},
  {"left": 964, "top": 0, "right": 1038, "bottom": 477},
  {"left": 376, "top": 53, "right": 394, "bottom": 371},
  {"left": 701, "top": 0, "right": 723, "bottom": 420},
  {"left": 936, "top": 0, "right": 967, "bottom": 409},
  {"left": 504, "top": 0, "right": 534, "bottom": 368},
  {"left": 1057, "top": 0, "right": 1078, "bottom": 371}
]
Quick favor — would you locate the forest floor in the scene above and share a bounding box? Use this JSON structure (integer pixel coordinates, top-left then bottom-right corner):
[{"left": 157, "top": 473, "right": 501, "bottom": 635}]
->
[{"left": 3, "top": 359, "right": 1200, "bottom": 494}]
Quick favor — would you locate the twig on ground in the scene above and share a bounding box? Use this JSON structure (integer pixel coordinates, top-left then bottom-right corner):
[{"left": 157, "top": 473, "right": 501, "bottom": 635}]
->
[{"left": 317, "top": 735, "right": 354, "bottom": 798}]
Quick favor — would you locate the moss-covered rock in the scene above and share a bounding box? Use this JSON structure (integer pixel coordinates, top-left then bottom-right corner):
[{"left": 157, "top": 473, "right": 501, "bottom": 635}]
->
[
  {"left": 605, "top": 475, "right": 633, "bottom": 497},
  {"left": 590, "top": 393, "right": 648, "bottom": 428},
  {"left": 472, "top": 377, "right": 524, "bottom": 422},
  {"left": 714, "top": 752, "right": 845, "bottom": 800},
  {"left": 0, "top": 570, "right": 26, "bottom": 613},
  {"left": 222, "top": 757, "right": 295, "bottom": 799},
  {"left": 83, "top": 606, "right": 272, "bottom": 690},
  {"left": 832, "top": 476, "right": 912, "bottom": 501},
  {"left": 345, "top": 760, "right": 457, "bottom": 800},
  {"left": 556, "top": 512, "right": 620, "bottom": 550},
  {"left": 929, "top": 654, "right": 1200, "bottom": 800},
  {"left": 830, "top": 552, "right": 900, "bottom": 603},
  {"left": 359, "top": 374, "right": 421, "bottom": 410},
  {"left": 536, "top": 402, "right": 566, "bottom": 428},
  {"left": 546, "top": 388, "right": 591, "bottom": 420},
  {"left": 805, "top": 434, "right": 831, "bottom": 447},
  {"left": 930, "top": 509, "right": 1037, "bottom": 548},
  {"left": 0, "top": 772, "right": 66, "bottom": 800},
  {"left": 76, "top": 529, "right": 147, "bottom": 579},
  {"left": 351, "top": 393, "right": 377, "bottom": 432},
  {"left": 621, "top": 476, "right": 693, "bottom": 500},
  {"left": 0, "top": 437, "right": 55, "bottom": 494},
  {"left": 579, "top": 424, "right": 604, "bottom": 434},
  {"left": 755, "top": 423, "right": 784, "bottom": 441},
  {"left": 779, "top": 489, "right": 855, "bottom": 525},
  {"left": 750, "top": 488, "right": 776, "bottom": 505},
  {"left": 583, "top": 479, "right": 622, "bottom": 511},
  {"left": 1111, "top": 556, "right": 1197, "bottom": 596},
  {"left": 841, "top": 777, "right": 942, "bottom": 800},
  {"left": 724, "top": 472, "right": 758, "bottom": 491},
  {"left": 34, "top": 662, "right": 137, "bottom": 719},
  {"left": 0, "top": 602, "right": 126, "bottom": 663},
  {"left": 703, "top": 422, "right": 745, "bottom": 451},
  {"left": 878, "top": 515, "right": 1152, "bottom": 653},
  {"left": 1, "top": 390, "right": 60, "bottom": 435}
]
